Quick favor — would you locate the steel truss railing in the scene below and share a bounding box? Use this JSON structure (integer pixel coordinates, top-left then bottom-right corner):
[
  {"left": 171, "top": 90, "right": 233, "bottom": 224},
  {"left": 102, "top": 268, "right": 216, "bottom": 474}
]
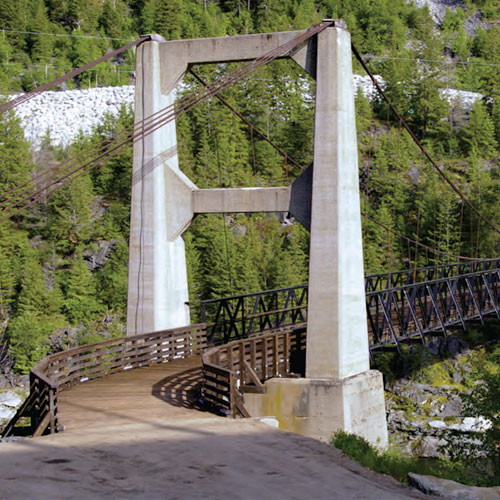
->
[
  {"left": 199, "top": 259, "right": 500, "bottom": 350},
  {"left": 364, "top": 258, "right": 500, "bottom": 293}
]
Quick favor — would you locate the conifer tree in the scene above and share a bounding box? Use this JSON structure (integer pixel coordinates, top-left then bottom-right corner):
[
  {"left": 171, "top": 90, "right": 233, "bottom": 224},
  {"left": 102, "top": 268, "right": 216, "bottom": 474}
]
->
[
  {"left": 461, "top": 100, "right": 498, "bottom": 159},
  {"left": 96, "top": 238, "right": 128, "bottom": 314},
  {"left": 6, "top": 311, "right": 52, "bottom": 373},
  {"left": 62, "top": 250, "right": 103, "bottom": 324},
  {"left": 0, "top": 111, "right": 32, "bottom": 199},
  {"left": 29, "top": 0, "right": 54, "bottom": 63},
  {"left": 45, "top": 170, "right": 95, "bottom": 252},
  {"left": 155, "top": 0, "right": 184, "bottom": 40},
  {"left": 16, "top": 251, "right": 62, "bottom": 316}
]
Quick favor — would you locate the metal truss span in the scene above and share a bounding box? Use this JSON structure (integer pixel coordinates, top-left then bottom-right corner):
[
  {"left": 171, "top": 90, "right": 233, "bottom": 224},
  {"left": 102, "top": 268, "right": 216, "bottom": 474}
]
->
[{"left": 199, "top": 259, "right": 500, "bottom": 351}]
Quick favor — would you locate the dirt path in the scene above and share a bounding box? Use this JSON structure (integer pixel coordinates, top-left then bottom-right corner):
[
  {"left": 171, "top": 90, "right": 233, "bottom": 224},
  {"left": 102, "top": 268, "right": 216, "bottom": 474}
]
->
[
  {"left": 0, "top": 358, "right": 438, "bottom": 499},
  {"left": 0, "top": 417, "right": 440, "bottom": 499}
]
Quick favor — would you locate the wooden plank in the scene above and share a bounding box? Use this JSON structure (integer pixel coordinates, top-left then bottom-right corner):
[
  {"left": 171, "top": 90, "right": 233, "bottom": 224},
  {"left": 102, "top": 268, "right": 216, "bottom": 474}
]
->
[
  {"left": 227, "top": 346, "right": 233, "bottom": 371},
  {"left": 47, "top": 338, "right": 125, "bottom": 361},
  {"left": 250, "top": 340, "right": 256, "bottom": 373},
  {"left": 272, "top": 335, "right": 278, "bottom": 377},
  {"left": 235, "top": 400, "right": 251, "bottom": 418},
  {"left": 239, "top": 344, "right": 245, "bottom": 386},
  {"left": 0, "top": 391, "right": 37, "bottom": 438},
  {"left": 242, "top": 360, "right": 265, "bottom": 393},
  {"left": 202, "top": 385, "right": 230, "bottom": 397},
  {"left": 32, "top": 412, "right": 51, "bottom": 438},
  {"left": 202, "top": 362, "right": 232, "bottom": 377},
  {"left": 49, "top": 389, "right": 56, "bottom": 434},
  {"left": 284, "top": 332, "right": 290, "bottom": 374},
  {"left": 203, "top": 374, "right": 231, "bottom": 388},
  {"left": 261, "top": 337, "right": 267, "bottom": 380}
]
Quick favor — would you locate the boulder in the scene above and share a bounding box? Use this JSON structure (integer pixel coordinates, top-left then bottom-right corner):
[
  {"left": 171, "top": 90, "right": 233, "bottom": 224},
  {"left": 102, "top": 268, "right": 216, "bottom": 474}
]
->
[
  {"left": 448, "top": 417, "right": 492, "bottom": 433},
  {"left": 0, "top": 406, "right": 15, "bottom": 420},
  {"left": 84, "top": 240, "right": 117, "bottom": 270},
  {"left": 0, "top": 392, "right": 22, "bottom": 408},
  {"left": 438, "top": 397, "right": 463, "bottom": 418},
  {"left": 429, "top": 420, "right": 447, "bottom": 430},
  {"left": 416, "top": 436, "right": 448, "bottom": 459},
  {"left": 408, "top": 473, "right": 500, "bottom": 500}
]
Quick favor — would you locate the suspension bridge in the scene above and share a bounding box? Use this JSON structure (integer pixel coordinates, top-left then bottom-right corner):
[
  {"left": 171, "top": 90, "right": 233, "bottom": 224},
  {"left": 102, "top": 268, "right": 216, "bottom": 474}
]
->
[{"left": 0, "top": 22, "right": 499, "bottom": 492}]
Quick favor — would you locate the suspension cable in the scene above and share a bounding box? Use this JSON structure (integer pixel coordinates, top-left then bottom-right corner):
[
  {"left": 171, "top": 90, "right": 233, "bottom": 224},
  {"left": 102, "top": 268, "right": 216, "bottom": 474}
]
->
[
  {"left": 362, "top": 212, "right": 478, "bottom": 261},
  {"left": 189, "top": 69, "right": 304, "bottom": 173},
  {"left": 1, "top": 22, "right": 332, "bottom": 222},
  {"left": 0, "top": 36, "right": 150, "bottom": 115},
  {"left": 351, "top": 43, "right": 500, "bottom": 237},
  {"left": 187, "top": 77, "right": 477, "bottom": 262}
]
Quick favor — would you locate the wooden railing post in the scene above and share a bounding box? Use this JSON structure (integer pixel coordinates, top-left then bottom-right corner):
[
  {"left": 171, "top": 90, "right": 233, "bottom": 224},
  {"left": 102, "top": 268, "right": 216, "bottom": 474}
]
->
[
  {"left": 272, "top": 334, "right": 278, "bottom": 377},
  {"left": 261, "top": 338, "right": 267, "bottom": 380},
  {"left": 250, "top": 339, "right": 256, "bottom": 375},
  {"left": 49, "top": 387, "right": 56, "bottom": 434},
  {"left": 239, "top": 343, "right": 245, "bottom": 386},
  {"left": 284, "top": 332, "right": 290, "bottom": 375},
  {"left": 230, "top": 371, "right": 238, "bottom": 417}
]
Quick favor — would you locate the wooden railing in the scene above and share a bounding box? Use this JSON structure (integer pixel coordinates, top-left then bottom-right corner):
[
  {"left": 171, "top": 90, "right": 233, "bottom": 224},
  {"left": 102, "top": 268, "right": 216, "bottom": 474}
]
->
[
  {"left": 202, "top": 324, "right": 306, "bottom": 417},
  {"left": 2, "top": 324, "right": 207, "bottom": 438}
]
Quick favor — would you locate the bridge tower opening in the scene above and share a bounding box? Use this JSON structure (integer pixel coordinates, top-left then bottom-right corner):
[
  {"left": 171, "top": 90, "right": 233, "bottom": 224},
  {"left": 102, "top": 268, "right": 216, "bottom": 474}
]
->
[{"left": 128, "top": 22, "right": 388, "bottom": 447}]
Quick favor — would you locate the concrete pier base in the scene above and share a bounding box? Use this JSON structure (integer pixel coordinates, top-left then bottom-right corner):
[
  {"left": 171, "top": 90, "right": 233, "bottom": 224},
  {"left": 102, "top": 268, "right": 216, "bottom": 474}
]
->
[{"left": 244, "top": 371, "right": 388, "bottom": 448}]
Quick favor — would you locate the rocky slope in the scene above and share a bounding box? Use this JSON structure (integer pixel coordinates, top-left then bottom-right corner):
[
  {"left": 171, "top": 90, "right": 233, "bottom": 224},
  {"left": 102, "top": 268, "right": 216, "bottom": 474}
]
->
[
  {"left": 9, "top": 86, "right": 135, "bottom": 149},
  {"left": 4, "top": 76, "right": 481, "bottom": 150},
  {"left": 383, "top": 335, "right": 494, "bottom": 462}
]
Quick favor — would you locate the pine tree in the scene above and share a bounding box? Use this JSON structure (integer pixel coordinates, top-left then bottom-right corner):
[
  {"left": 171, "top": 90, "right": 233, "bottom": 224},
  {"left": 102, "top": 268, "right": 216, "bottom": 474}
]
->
[
  {"left": 45, "top": 170, "right": 95, "bottom": 252},
  {"left": 29, "top": 0, "right": 54, "bottom": 63},
  {"left": 16, "top": 251, "right": 62, "bottom": 316},
  {"left": 155, "top": 0, "right": 184, "bottom": 40},
  {"left": 96, "top": 238, "right": 129, "bottom": 314},
  {"left": 6, "top": 311, "right": 52, "bottom": 373},
  {"left": 461, "top": 100, "right": 498, "bottom": 159},
  {"left": 0, "top": 111, "right": 32, "bottom": 199},
  {"left": 62, "top": 251, "right": 103, "bottom": 324}
]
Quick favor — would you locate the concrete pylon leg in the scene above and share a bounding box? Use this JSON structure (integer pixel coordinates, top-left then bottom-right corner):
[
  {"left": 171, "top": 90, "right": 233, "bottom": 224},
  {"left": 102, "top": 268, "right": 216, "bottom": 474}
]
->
[
  {"left": 127, "top": 41, "right": 190, "bottom": 336},
  {"left": 306, "top": 27, "right": 369, "bottom": 379},
  {"left": 245, "top": 27, "right": 388, "bottom": 447}
]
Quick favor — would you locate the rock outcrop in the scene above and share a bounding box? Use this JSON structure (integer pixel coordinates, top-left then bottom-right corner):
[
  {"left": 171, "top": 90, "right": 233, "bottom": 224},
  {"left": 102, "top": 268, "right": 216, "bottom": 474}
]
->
[{"left": 409, "top": 473, "right": 500, "bottom": 500}]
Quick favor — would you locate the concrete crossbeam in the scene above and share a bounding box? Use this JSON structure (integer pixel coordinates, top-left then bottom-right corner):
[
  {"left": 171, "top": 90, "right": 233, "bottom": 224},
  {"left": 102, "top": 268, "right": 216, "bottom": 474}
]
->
[
  {"left": 193, "top": 187, "right": 290, "bottom": 214},
  {"left": 156, "top": 30, "right": 311, "bottom": 93}
]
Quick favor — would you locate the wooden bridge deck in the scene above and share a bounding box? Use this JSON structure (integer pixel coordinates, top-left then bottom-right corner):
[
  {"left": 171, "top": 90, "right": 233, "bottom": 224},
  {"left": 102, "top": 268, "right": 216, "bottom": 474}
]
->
[{"left": 57, "top": 355, "right": 210, "bottom": 432}]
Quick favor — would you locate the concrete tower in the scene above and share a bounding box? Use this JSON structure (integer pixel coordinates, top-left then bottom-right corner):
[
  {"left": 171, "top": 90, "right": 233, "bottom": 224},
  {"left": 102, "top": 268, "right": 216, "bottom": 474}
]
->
[{"left": 127, "top": 24, "right": 388, "bottom": 447}]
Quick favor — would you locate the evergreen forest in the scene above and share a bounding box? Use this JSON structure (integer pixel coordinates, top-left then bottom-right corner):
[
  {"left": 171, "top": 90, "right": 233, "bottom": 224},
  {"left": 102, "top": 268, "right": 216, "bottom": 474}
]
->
[{"left": 0, "top": 0, "right": 499, "bottom": 380}]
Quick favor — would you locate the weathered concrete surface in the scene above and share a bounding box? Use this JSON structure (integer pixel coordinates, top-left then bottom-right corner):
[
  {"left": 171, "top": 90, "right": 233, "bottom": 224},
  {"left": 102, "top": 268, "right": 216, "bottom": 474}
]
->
[
  {"left": 127, "top": 39, "right": 190, "bottom": 336},
  {"left": 296, "top": 25, "right": 388, "bottom": 447},
  {"left": 193, "top": 187, "right": 291, "bottom": 214},
  {"left": 244, "top": 371, "right": 388, "bottom": 447},
  {"left": 127, "top": 29, "right": 314, "bottom": 335},
  {"left": 408, "top": 473, "right": 500, "bottom": 500},
  {"left": 306, "top": 26, "right": 369, "bottom": 380},
  {"left": 0, "top": 418, "right": 434, "bottom": 500},
  {"left": 157, "top": 30, "right": 309, "bottom": 93}
]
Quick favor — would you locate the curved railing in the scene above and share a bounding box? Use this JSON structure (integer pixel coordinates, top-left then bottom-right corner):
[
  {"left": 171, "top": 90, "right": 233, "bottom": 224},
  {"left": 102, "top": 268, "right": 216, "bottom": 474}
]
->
[
  {"left": 202, "top": 324, "right": 306, "bottom": 417},
  {"left": 5, "top": 261, "right": 500, "bottom": 437},
  {"left": 2, "top": 324, "right": 207, "bottom": 438}
]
